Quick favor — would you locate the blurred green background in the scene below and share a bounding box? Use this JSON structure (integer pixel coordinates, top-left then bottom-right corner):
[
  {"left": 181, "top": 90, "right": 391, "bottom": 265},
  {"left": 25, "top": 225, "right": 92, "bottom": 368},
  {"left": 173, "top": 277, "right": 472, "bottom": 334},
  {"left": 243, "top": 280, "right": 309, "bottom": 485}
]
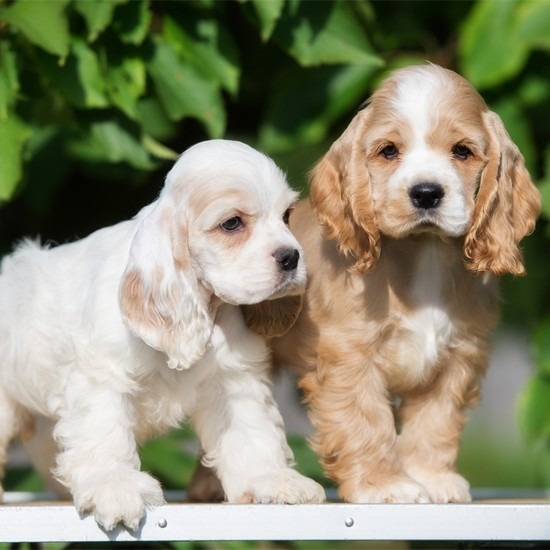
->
[{"left": 1, "top": 0, "right": 550, "bottom": 548}]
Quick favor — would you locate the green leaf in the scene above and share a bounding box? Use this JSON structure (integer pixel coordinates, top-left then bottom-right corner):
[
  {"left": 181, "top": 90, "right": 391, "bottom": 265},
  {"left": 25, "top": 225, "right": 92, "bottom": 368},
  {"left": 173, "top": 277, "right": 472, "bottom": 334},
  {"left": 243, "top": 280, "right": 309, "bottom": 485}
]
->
[
  {"left": 491, "top": 98, "right": 536, "bottom": 174},
  {"left": 539, "top": 148, "right": 550, "bottom": 220},
  {"left": 516, "top": 0, "right": 550, "bottom": 49},
  {"left": 259, "top": 64, "right": 378, "bottom": 153},
  {"left": 112, "top": 0, "right": 151, "bottom": 46},
  {"left": 518, "top": 374, "right": 550, "bottom": 442},
  {"left": 140, "top": 427, "right": 198, "bottom": 489},
  {"left": 251, "top": 0, "right": 285, "bottom": 40},
  {"left": 273, "top": 0, "right": 382, "bottom": 67},
  {"left": 0, "top": 115, "right": 31, "bottom": 202},
  {"left": 0, "top": 0, "right": 70, "bottom": 59},
  {"left": 140, "top": 435, "right": 197, "bottom": 489},
  {"left": 163, "top": 10, "right": 240, "bottom": 95},
  {"left": 0, "top": 41, "right": 19, "bottom": 120},
  {"left": 74, "top": 0, "right": 119, "bottom": 42},
  {"left": 105, "top": 54, "right": 146, "bottom": 119},
  {"left": 142, "top": 134, "right": 178, "bottom": 161},
  {"left": 459, "top": 0, "right": 528, "bottom": 89},
  {"left": 533, "top": 317, "right": 550, "bottom": 377},
  {"left": 39, "top": 38, "right": 109, "bottom": 109},
  {"left": 146, "top": 38, "right": 225, "bottom": 137},
  {"left": 68, "top": 116, "right": 156, "bottom": 170},
  {"left": 136, "top": 96, "right": 178, "bottom": 142}
]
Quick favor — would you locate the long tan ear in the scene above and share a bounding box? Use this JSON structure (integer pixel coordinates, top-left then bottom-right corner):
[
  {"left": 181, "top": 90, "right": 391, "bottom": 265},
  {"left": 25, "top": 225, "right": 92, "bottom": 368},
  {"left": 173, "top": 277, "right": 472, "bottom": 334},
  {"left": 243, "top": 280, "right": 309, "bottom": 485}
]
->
[
  {"left": 241, "top": 295, "right": 303, "bottom": 338},
  {"left": 464, "top": 111, "right": 541, "bottom": 275},
  {"left": 119, "top": 202, "right": 214, "bottom": 370},
  {"left": 309, "top": 107, "right": 380, "bottom": 273}
]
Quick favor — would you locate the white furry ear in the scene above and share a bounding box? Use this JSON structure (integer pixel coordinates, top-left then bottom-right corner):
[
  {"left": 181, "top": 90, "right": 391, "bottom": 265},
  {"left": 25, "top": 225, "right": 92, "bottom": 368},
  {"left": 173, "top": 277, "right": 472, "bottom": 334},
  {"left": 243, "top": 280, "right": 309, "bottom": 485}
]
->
[{"left": 119, "top": 202, "right": 214, "bottom": 370}]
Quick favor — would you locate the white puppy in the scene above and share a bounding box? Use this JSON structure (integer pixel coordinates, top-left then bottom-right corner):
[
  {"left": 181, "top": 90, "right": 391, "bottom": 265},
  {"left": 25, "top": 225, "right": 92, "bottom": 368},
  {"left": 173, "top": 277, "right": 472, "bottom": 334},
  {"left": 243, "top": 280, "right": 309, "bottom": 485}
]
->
[{"left": 0, "top": 140, "right": 325, "bottom": 531}]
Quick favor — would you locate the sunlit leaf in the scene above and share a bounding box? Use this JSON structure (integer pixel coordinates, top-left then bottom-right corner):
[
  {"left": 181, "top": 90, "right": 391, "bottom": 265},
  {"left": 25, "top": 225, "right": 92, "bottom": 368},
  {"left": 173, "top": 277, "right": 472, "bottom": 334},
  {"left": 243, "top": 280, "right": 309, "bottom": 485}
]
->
[
  {"left": 142, "top": 134, "right": 178, "bottom": 161},
  {"left": 146, "top": 38, "right": 225, "bottom": 137},
  {"left": 459, "top": 0, "right": 532, "bottom": 89},
  {"left": 39, "top": 39, "right": 109, "bottom": 109},
  {"left": 68, "top": 117, "right": 156, "bottom": 170},
  {"left": 74, "top": 0, "right": 119, "bottom": 42},
  {"left": 491, "top": 98, "right": 536, "bottom": 174},
  {"left": 0, "top": 115, "right": 31, "bottom": 202},
  {"left": 113, "top": 0, "right": 151, "bottom": 46},
  {"left": 105, "top": 54, "right": 146, "bottom": 119},
  {"left": 516, "top": 0, "right": 550, "bottom": 49},
  {"left": 0, "top": 0, "right": 70, "bottom": 59},
  {"left": 273, "top": 0, "right": 382, "bottom": 67},
  {"left": 251, "top": 0, "right": 285, "bottom": 40},
  {"left": 163, "top": 11, "right": 240, "bottom": 95}
]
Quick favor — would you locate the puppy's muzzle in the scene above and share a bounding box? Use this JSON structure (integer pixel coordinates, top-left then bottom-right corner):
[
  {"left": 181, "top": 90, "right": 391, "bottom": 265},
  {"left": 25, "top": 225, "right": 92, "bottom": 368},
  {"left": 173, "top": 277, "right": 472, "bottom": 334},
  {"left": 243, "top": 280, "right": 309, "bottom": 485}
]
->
[
  {"left": 274, "top": 247, "right": 300, "bottom": 272},
  {"left": 409, "top": 183, "right": 445, "bottom": 209}
]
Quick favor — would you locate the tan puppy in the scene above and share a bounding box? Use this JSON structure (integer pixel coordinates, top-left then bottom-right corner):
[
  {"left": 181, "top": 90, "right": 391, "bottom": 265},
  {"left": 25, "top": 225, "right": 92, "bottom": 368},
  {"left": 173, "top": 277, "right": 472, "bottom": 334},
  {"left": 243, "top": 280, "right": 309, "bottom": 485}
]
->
[{"left": 245, "top": 64, "right": 541, "bottom": 504}]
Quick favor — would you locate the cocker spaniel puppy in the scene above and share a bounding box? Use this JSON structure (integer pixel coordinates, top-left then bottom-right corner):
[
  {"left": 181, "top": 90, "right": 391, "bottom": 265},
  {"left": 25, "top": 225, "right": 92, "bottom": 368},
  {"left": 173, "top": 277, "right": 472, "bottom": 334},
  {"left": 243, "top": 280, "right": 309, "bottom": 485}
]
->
[
  {"left": 0, "top": 139, "right": 324, "bottom": 531},
  {"left": 250, "top": 64, "right": 541, "bottom": 504}
]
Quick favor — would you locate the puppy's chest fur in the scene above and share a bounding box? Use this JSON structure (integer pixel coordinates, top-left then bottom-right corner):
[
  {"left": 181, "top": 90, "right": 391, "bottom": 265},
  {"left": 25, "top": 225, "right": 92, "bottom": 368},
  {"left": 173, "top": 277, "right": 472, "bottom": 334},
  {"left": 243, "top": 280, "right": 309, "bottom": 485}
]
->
[{"left": 369, "top": 239, "right": 496, "bottom": 392}]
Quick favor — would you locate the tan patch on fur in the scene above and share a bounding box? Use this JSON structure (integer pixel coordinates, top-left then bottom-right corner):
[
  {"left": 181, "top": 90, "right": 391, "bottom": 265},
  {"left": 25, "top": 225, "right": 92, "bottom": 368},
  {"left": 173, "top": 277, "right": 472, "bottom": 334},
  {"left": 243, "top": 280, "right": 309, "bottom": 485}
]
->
[{"left": 241, "top": 295, "right": 303, "bottom": 338}]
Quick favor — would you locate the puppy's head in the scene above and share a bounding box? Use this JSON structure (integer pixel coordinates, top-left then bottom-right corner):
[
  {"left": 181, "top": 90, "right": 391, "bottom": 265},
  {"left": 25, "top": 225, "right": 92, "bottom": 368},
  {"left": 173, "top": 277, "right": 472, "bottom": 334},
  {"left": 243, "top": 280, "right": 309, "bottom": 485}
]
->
[
  {"left": 119, "top": 140, "right": 306, "bottom": 370},
  {"left": 311, "top": 63, "right": 541, "bottom": 275}
]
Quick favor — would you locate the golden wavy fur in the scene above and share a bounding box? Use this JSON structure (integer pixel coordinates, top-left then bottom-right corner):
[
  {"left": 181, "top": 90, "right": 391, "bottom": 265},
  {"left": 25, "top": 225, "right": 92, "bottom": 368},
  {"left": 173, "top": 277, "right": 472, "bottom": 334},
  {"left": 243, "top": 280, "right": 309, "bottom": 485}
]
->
[{"left": 252, "top": 64, "right": 541, "bottom": 503}]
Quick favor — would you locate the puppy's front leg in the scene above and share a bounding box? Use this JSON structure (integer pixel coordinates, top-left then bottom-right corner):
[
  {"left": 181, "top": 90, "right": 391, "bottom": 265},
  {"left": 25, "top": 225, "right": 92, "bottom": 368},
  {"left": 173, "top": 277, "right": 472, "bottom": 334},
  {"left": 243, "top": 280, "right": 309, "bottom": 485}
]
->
[
  {"left": 300, "top": 353, "right": 430, "bottom": 503},
  {"left": 397, "top": 351, "right": 483, "bottom": 503},
  {"left": 53, "top": 383, "right": 164, "bottom": 531},
  {"left": 192, "top": 307, "right": 324, "bottom": 504},
  {"left": 193, "top": 364, "right": 324, "bottom": 504}
]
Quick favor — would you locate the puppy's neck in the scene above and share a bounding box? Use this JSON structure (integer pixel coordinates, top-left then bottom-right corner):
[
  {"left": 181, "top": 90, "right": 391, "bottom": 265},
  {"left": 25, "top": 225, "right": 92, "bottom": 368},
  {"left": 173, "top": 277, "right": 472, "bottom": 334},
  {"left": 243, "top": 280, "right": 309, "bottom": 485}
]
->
[{"left": 378, "top": 234, "right": 465, "bottom": 306}]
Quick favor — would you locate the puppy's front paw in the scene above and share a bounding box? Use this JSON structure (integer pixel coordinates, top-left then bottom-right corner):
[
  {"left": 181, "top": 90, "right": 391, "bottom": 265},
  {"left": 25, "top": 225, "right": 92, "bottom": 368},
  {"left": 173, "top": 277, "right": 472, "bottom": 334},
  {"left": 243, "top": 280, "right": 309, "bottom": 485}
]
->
[
  {"left": 234, "top": 469, "right": 325, "bottom": 504},
  {"left": 346, "top": 475, "right": 431, "bottom": 503},
  {"left": 409, "top": 469, "right": 471, "bottom": 503},
  {"left": 74, "top": 469, "right": 165, "bottom": 531}
]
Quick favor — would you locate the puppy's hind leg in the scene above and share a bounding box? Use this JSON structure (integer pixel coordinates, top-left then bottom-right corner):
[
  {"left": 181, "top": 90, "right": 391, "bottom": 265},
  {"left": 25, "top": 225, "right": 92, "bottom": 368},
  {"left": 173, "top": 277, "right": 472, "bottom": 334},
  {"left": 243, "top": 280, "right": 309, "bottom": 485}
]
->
[
  {"left": 22, "top": 416, "right": 70, "bottom": 498},
  {"left": 187, "top": 450, "right": 225, "bottom": 503},
  {"left": 0, "top": 387, "right": 29, "bottom": 502}
]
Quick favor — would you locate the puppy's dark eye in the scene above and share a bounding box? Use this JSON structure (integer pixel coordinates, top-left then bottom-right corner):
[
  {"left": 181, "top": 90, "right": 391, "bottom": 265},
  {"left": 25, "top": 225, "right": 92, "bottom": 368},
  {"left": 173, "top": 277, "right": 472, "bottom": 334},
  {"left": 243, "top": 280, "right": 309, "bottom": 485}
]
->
[
  {"left": 380, "top": 144, "right": 399, "bottom": 160},
  {"left": 220, "top": 216, "right": 243, "bottom": 232},
  {"left": 453, "top": 144, "right": 473, "bottom": 160},
  {"left": 282, "top": 208, "right": 292, "bottom": 225}
]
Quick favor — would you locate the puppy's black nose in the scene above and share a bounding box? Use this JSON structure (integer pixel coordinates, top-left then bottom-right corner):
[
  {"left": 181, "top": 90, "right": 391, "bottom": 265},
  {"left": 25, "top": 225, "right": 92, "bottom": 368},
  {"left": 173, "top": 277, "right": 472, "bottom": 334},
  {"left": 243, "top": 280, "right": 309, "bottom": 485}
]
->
[
  {"left": 409, "top": 183, "right": 445, "bottom": 209},
  {"left": 274, "top": 247, "right": 300, "bottom": 272}
]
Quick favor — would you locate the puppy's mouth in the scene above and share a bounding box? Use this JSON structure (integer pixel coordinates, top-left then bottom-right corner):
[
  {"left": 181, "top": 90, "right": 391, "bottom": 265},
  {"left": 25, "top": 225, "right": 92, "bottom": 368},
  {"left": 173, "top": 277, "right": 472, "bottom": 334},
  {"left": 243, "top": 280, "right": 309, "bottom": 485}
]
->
[
  {"left": 408, "top": 213, "right": 466, "bottom": 238},
  {"left": 411, "top": 217, "right": 442, "bottom": 234},
  {"left": 270, "top": 271, "right": 305, "bottom": 299}
]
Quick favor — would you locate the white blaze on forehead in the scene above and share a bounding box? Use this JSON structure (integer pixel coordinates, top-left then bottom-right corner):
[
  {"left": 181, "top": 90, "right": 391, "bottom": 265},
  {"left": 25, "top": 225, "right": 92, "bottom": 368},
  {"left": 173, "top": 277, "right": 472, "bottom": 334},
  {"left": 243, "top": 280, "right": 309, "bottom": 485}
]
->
[{"left": 391, "top": 68, "right": 450, "bottom": 145}]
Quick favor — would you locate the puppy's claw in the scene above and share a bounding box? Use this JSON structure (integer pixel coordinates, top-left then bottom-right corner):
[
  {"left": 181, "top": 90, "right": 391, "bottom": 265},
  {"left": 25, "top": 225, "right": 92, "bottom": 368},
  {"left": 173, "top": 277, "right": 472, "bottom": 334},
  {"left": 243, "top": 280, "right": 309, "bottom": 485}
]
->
[{"left": 75, "top": 470, "right": 165, "bottom": 532}]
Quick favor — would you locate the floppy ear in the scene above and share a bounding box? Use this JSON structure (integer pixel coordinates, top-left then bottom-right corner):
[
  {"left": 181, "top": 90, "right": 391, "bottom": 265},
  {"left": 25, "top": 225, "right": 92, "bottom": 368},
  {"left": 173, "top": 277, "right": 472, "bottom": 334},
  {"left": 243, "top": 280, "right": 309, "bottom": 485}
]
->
[
  {"left": 119, "top": 202, "right": 214, "bottom": 370},
  {"left": 241, "top": 295, "right": 303, "bottom": 339},
  {"left": 309, "top": 107, "right": 380, "bottom": 273},
  {"left": 464, "top": 111, "right": 541, "bottom": 276}
]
